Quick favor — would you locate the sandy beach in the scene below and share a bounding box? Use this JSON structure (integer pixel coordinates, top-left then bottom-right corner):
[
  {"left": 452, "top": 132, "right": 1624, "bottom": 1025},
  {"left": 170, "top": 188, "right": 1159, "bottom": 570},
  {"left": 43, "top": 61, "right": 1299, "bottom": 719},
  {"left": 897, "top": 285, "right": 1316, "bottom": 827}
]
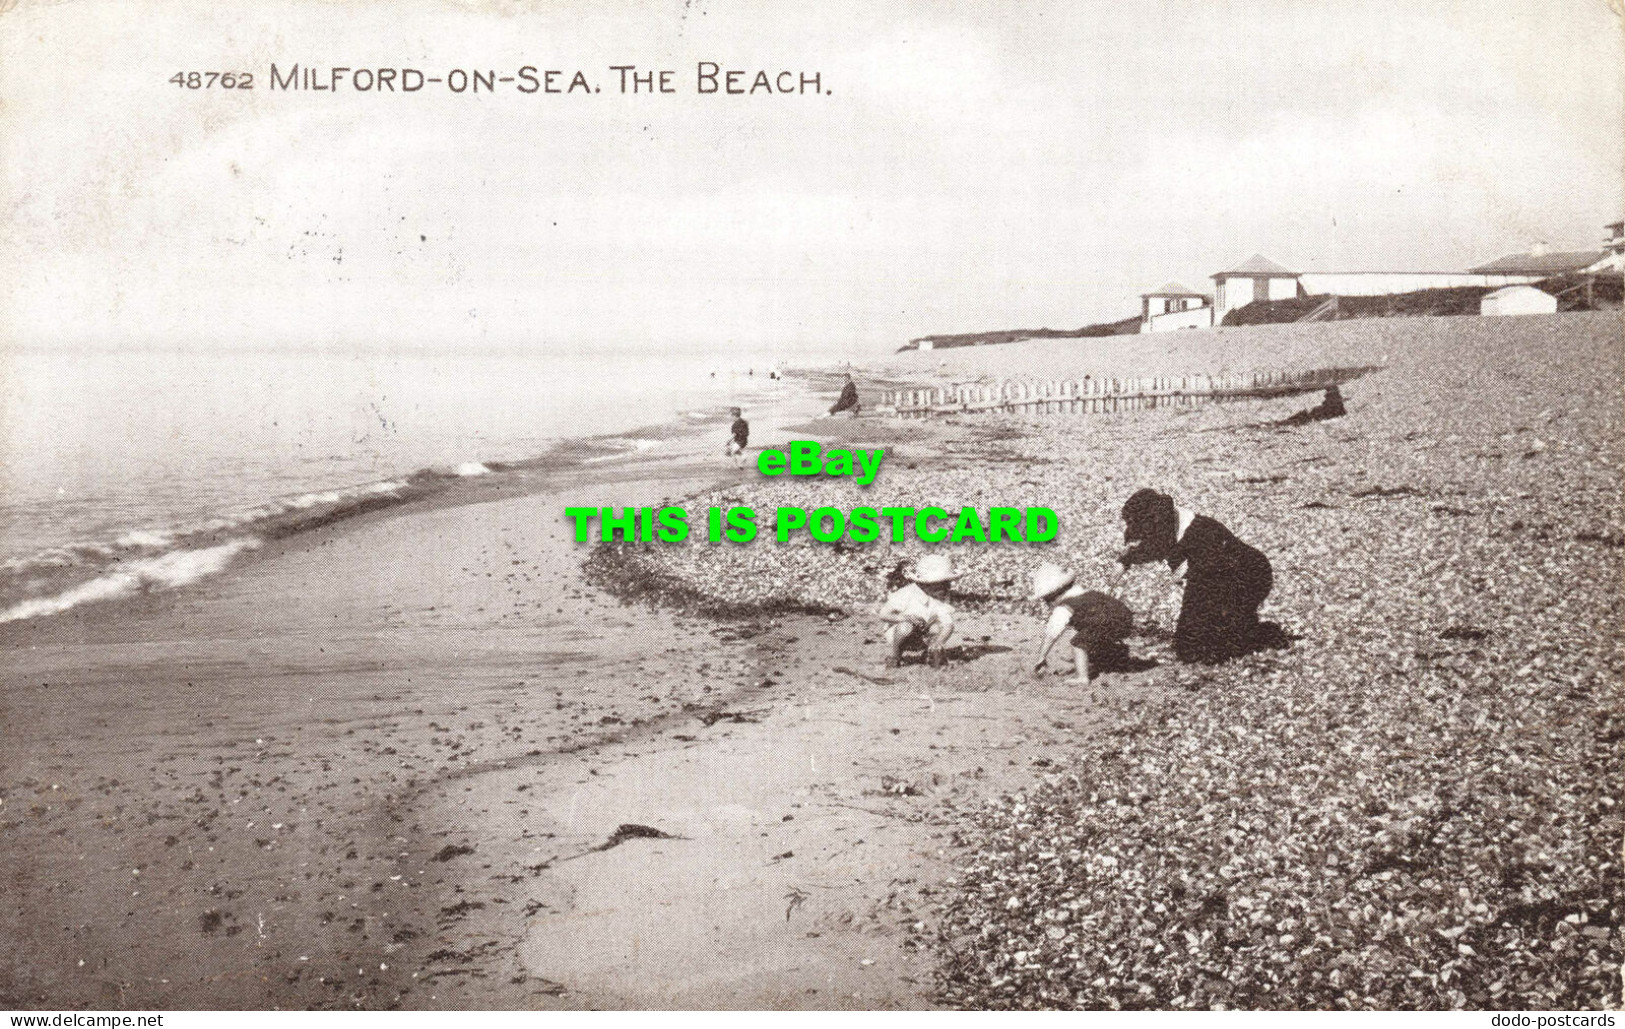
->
[
  {"left": 2, "top": 312, "right": 1620, "bottom": 1010},
  {"left": 0, "top": 378, "right": 1097, "bottom": 1009}
]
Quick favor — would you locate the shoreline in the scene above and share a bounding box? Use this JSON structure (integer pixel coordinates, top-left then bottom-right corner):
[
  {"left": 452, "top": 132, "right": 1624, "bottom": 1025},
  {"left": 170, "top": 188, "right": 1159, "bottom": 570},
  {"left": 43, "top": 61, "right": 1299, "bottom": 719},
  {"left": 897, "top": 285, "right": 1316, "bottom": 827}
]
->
[{"left": 0, "top": 361, "right": 829, "bottom": 635}]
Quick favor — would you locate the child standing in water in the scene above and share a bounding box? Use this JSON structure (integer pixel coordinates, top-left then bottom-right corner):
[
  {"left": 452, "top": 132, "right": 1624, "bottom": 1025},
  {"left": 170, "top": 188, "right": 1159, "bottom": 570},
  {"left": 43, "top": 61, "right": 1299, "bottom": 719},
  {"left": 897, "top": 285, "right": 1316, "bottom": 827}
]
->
[{"left": 724, "top": 407, "right": 749, "bottom": 468}]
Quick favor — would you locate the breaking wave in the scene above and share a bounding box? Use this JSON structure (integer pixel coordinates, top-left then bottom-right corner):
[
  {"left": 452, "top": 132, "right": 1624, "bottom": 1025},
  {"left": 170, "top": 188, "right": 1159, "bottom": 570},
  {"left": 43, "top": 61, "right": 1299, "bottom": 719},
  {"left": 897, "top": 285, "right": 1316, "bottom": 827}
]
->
[
  {"left": 580, "top": 438, "right": 663, "bottom": 464},
  {"left": 0, "top": 412, "right": 725, "bottom": 626},
  {"left": 0, "top": 473, "right": 449, "bottom": 625},
  {"left": 0, "top": 539, "right": 261, "bottom": 623}
]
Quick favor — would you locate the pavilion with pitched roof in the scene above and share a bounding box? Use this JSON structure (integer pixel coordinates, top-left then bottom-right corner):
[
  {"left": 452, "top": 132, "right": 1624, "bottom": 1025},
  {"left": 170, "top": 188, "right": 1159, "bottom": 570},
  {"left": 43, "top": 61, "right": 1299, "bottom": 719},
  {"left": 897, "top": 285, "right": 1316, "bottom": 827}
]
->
[
  {"left": 1139, "top": 282, "right": 1214, "bottom": 332},
  {"left": 1211, "top": 254, "right": 1302, "bottom": 324}
]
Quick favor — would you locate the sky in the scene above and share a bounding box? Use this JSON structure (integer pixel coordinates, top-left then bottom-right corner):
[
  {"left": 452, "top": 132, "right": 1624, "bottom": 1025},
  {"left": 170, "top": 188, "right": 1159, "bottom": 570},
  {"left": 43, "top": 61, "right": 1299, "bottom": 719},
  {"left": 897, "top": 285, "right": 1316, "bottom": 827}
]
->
[{"left": 1, "top": 0, "right": 1620, "bottom": 357}]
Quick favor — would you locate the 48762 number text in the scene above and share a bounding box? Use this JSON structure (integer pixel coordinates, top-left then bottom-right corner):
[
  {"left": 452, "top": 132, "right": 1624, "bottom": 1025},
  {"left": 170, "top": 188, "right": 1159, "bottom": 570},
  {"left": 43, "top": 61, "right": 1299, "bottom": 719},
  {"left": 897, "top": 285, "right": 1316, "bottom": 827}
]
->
[{"left": 169, "top": 72, "right": 254, "bottom": 89}]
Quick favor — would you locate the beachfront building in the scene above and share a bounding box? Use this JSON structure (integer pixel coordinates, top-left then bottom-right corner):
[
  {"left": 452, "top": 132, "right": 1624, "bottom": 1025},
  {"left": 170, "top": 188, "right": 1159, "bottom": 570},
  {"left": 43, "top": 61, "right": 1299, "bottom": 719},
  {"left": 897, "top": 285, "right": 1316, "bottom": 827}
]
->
[
  {"left": 1211, "top": 255, "right": 1301, "bottom": 324},
  {"left": 1468, "top": 243, "right": 1608, "bottom": 279},
  {"left": 1480, "top": 285, "right": 1558, "bottom": 317},
  {"left": 1591, "top": 220, "right": 1625, "bottom": 273},
  {"left": 1295, "top": 270, "right": 1544, "bottom": 295},
  {"left": 1208, "top": 254, "right": 1557, "bottom": 325},
  {"left": 1173, "top": 226, "right": 1624, "bottom": 328},
  {"left": 1140, "top": 282, "right": 1213, "bottom": 332}
]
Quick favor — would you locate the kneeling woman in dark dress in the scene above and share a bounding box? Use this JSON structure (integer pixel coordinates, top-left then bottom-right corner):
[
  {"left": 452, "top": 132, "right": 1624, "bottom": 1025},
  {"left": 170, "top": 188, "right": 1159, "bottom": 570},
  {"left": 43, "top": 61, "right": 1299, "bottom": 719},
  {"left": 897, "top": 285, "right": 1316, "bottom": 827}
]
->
[{"left": 1118, "top": 488, "right": 1276, "bottom": 664}]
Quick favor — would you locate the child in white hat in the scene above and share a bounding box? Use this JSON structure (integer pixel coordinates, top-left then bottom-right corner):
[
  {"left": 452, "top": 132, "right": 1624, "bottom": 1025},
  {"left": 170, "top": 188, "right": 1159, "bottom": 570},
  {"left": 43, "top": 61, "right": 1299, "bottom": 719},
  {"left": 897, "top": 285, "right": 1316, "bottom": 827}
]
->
[
  {"left": 1030, "top": 562, "right": 1133, "bottom": 684},
  {"left": 876, "top": 554, "right": 957, "bottom": 669}
]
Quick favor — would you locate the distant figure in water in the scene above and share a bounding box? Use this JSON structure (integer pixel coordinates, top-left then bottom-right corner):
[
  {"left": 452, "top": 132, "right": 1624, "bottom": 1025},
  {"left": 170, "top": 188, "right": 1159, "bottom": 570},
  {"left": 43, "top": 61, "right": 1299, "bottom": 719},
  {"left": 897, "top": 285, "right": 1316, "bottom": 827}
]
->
[
  {"left": 829, "top": 373, "right": 860, "bottom": 417},
  {"left": 1118, "top": 488, "right": 1284, "bottom": 664},
  {"left": 1029, "top": 563, "right": 1134, "bottom": 683},
  {"left": 877, "top": 555, "right": 956, "bottom": 669},
  {"left": 724, "top": 407, "right": 749, "bottom": 468}
]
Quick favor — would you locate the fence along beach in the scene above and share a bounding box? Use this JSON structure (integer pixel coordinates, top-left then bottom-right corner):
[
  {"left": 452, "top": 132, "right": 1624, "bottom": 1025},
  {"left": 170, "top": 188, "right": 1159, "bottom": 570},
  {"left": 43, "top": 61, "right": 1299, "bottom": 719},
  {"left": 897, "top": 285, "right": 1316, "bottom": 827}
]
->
[{"left": 880, "top": 365, "right": 1380, "bottom": 417}]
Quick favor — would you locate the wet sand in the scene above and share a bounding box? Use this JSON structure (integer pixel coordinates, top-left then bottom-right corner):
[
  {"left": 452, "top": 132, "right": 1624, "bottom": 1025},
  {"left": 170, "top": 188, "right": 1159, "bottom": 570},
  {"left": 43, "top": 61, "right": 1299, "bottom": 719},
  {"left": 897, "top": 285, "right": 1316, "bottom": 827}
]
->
[{"left": 0, "top": 458, "right": 726, "bottom": 1008}]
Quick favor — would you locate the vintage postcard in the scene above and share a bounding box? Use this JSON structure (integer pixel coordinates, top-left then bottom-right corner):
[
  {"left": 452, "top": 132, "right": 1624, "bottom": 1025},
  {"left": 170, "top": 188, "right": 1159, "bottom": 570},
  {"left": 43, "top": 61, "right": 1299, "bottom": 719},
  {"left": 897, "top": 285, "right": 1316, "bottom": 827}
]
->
[{"left": 1, "top": 0, "right": 1620, "bottom": 1013}]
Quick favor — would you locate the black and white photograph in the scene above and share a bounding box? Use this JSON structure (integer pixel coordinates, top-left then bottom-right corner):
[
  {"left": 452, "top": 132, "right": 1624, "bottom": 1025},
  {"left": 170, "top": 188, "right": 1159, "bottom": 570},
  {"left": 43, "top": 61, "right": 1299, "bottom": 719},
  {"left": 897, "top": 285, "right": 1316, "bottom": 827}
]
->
[{"left": 1, "top": 0, "right": 1620, "bottom": 1013}]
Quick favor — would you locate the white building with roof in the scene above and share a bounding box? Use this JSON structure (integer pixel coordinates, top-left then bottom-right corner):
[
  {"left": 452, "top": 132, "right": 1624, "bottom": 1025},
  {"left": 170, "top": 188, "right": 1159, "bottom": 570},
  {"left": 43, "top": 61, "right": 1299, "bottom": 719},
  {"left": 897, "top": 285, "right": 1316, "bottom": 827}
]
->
[
  {"left": 1469, "top": 243, "right": 1609, "bottom": 278},
  {"left": 1138, "top": 221, "right": 1624, "bottom": 332},
  {"left": 1210, "top": 254, "right": 1301, "bottom": 324},
  {"left": 1207, "top": 252, "right": 1559, "bottom": 325},
  {"left": 1139, "top": 282, "right": 1213, "bottom": 332},
  {"left": 1296, "top": 270, "right": 1541, "bottom": 296},
  {"left": 1588, "top": 220, "right": 1625, "bottom": 273}
]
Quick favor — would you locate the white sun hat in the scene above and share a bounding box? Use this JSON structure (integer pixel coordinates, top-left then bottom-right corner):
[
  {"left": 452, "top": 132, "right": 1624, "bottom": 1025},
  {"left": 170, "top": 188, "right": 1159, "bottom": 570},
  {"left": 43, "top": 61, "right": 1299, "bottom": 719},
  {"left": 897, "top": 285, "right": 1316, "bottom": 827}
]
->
[
  {"left": 910, "top": 554, "right": 959, "bottom": 584},
  {"left": 1029, "top": 562, "right": 1076, "bottom": 601}
]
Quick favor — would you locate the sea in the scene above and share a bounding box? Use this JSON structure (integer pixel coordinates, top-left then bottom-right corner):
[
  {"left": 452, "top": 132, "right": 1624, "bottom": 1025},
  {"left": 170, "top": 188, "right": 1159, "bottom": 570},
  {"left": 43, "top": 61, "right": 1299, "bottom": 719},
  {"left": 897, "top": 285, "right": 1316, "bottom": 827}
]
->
[{"left": 0, "top": 345, "right": 805, "bottom": 625}]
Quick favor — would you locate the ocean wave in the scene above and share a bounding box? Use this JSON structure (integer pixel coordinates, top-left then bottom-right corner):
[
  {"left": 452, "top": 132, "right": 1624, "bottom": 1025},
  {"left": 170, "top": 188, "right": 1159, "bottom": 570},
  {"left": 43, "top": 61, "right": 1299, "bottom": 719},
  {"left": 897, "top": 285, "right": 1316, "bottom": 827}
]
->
[
  {"left": 114, "top": 529, "right": 177, "bottom": 549},
  {"left": 0, "top": 539, "right": 261, "bottom": 624},
  {"left": 237, "top": 479, "right": 409, "bottom": 523},
  {"left": 2, "top": 542, "right": 118, "bottom": 573},
  {"left": 580, "top": 438, "right": 663, "bottom": 464},
  {"left": 0, "top": 435, "right": 648, "bottom": 624},
  {"left": 0, "top": 478, "right": 415, "bottom": 595}
]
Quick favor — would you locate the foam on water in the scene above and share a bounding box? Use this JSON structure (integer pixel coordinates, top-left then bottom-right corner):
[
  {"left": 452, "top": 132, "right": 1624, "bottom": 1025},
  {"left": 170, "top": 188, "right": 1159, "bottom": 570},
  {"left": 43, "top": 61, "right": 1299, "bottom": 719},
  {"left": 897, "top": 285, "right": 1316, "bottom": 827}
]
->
[
  {"left": 229, "top": 479, "right": 409, "bottom": 525},
  {"left": 0, "top": 539, "right": 261, "bottom": 624},
  {"left": 0, "top": 477, "right": 421, "bottom": 623},
  {"left": 580, "top": 438, "right": 664, "bottom": 464},
  {"left": 115, "top": 529, "right": 177, "bottom": 549},
  {"left": 3, "top": 545, "right": 114, "bottom": 573}
]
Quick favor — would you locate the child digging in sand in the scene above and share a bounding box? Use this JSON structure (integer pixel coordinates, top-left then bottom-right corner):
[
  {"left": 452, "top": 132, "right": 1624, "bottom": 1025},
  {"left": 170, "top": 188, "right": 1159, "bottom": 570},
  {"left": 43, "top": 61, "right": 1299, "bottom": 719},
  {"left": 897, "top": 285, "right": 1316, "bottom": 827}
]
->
[
  {"left": 876, "top": 555, "right": 957, "bottom": 669},
  {"left": 1030, "top": 562, "right": 1134, "bottom": 683}
]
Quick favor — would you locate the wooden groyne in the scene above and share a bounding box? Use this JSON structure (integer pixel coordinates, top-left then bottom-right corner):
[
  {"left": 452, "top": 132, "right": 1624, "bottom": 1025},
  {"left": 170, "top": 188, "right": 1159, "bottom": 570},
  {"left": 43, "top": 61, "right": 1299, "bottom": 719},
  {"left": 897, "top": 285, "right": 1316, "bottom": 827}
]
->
[{"left": 878, "top": 365, "right": 1380, "bottom": 418}]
